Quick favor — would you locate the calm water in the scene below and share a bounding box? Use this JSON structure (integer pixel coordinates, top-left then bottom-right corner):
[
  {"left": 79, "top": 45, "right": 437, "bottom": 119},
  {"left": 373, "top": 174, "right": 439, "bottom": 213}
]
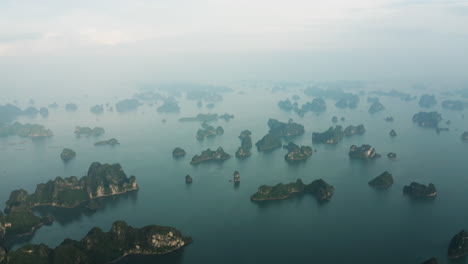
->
[{"left": 0, "top": 87, "right": 467, "bottom": 264}]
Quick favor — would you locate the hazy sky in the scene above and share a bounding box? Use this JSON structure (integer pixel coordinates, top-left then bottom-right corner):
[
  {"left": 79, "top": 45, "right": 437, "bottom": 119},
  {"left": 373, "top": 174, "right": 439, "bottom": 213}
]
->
[{"left": 1, "top": 0, "right": 468, "bottom": 88}]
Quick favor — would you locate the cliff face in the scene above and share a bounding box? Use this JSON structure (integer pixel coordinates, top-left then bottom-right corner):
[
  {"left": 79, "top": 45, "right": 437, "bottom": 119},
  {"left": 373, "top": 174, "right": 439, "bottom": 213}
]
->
[
  {"left": 6, "top": 162, "right": 138, "bottom": 211},
  {"left": 5, "top": 221, "right": 191, "bottom": 264}
]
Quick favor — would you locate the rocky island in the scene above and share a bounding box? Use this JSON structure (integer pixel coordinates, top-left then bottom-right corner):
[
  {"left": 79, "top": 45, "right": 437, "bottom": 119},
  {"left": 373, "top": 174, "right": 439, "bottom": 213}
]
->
[
  {"left": 116, "top": 98, "right": 142, "bottom": 112},
  {"left": 0, "top": 122, "right": 53, "bottom": 138},
  {"left": 344, "top": 125, "right": 366, "bottom": 136},
  {"left": 2, "top": 221, "right": 192, "bottom": 264},
  {"left": 74, "top": 126, "right": 105, "bottom": 137},
  {"left": 267, "top": 118, "right": 304, "bottom": 139},
  {"left": 255, "top": 133, "right": 282, "bottom": 151},
  {"left": 412, "top": 112, "right": 442, "bottom": 128},
  {"left": 349, "top": 145, "right": 381, "bottom": 160},
  {"left": 448, "top": 230, "right": 468, "bottom": 259},
  {"left": 369, "top": 101, "right": 385, "bottom": 114},
  {"left": 94, "top": 138, "right": 119, "bottom": 146},
  {"left": 419, "top": 94, "right": 437, "bottom": 108},
  {"left": 403, "top": 182, "right": 437, "bottom": 198},
  {"left": 312, "top": 126, "right": 344, "bottom": 144},
  {"left": 179, "top": 113, "right": 234, "bottom": 122},
  {"left": 0, "top": 204, "right": 53, "bottom": 240},
  {"left": 387, "top": 152, "right": 397, "bottom": 160},
  {"left": 90, "top": 105, "right": 104, "bottom": 114},
  {"left": 60, "top": 148, "right": 76, "bottom": 161},
  {"left": 190, "top": 147, "right": 231, "bottom": 164},
  {"left": 5, "top": 162, "right": 138, "bottom": 212},
  {"left": 185, "top": 175, "right": 193, "bottom": 184},
  {"left": 65, "top": 103, "right": 78, "bottom": 112},
  {"left": 368, "top": 171, "right": 394, "bottom": 189},
  {"left": 196, "top": 125, "right": 224, "bottom": 140},
  {"left": 236, "top": 130, "right": 252, "bottom": 158},
  {"left": 173, "top": 147, "right": 186, "bottom": 158},
  {"left": 251, "top": 179, "right": 334, "bottom": 202},
  {"left": 283, "top": 142, "right": 312, "bottom": 162},
  {"left": 157, "top": 98, "right": 180, "bottom": 113},
  {"left": 389, "top": 129, "right": 397, "bottom": 137}
]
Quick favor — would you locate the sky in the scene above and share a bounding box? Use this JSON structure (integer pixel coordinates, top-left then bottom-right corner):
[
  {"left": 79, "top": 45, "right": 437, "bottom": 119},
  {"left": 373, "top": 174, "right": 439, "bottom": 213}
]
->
[{"left": 1, "top": 0, "right": 468, "bottom": 90}]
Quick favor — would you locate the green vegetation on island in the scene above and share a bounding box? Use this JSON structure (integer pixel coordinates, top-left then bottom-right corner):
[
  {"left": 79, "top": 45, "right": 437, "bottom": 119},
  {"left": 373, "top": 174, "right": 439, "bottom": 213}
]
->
[
  {"left": 60, "top": 148, "right": 76, "bottom": 162},
  {"left": 448, "top": 230, "right": 468, "bottom": 259},
  {"left": 255, "top": 133, "right": 281, "bottom": 151},
  {"left": 368, "top": 171, "right": 394, "bottom": 189},
  {"left": 172, "top": 147, "right": 186, "bottom": 158},
  {"left": 283, "top": 142, "right": 312, "bottom": 162},
  {"left": 349, "top": 145, "right": 381, "bottom": 160},
  {"left": 403, "top": 182, "right": 437, "bottom": 198},
  {"left": 412, "top": 112, "right": 442, "bottom": 128},
  {"left": 235, "top": 130, "right": 252, "bottom": 158},
  {"left": 267, "top": 118, "right": 304, "bottom": 139},
  {"left": 190, "top": 147, "right": 231, "bottom": 164},
  {"left": 251, "top": 179, "right": 334, "bottom": 202}
]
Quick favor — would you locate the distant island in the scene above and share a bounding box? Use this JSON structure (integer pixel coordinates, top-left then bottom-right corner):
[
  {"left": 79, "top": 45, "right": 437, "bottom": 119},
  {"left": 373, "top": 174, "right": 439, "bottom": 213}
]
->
[
  {"left": 251, "top": 179, "right": 334, "bottom": 202},
  {"left": 368, "top": 171, "right": 393, "bottom": 189},
  {"left": 283, "top": 142, "right": 312, "bottom": 162},
  {"left": 60, "top": 148, "right": 76, "bottom": 161},
  {"left": 349, "top": 145, "right": 381, "bottom": 160},
  {"left": 236, "top": 130, "right": 252, "bottom": 158},
  {"left": 313, "top": 126, "right": 344, "bottom": 144},
  {"left": 1, "top": 221, "right": 191, "bottom": 264},
  {"left": 190, "top": 147, "right": 231, "bottom": 164},
  {"left": 369, "top": 101, "right": 385, "bottom": 114},
  {"left": 462, "top": 131, "right": 468, "bottom": 141},
  {"left": 255, "top": 133, "right": 282, "bottom": 151},
  {"left": 419, "top": 94, "right": 437, "bottom": 108},
  {"left": 65, "top": 103, "right": 78, "bottom": 112},
  {"left": 412, "top": 112, "right": 442, "bottom": 128},
  {"left": 179, "top": 113, "right": 234, "bottom": 122},
  {"left": 5, "top": 162, "right": 138, "bottom": 211},
  {"left": 157, "top": 98, "right": 180, "bottom": 113},
  {"left": 90, "top": 104, "right": 104, "bottom": 114},
  {"left": 196, "top": 124, "right": 224, "bottom": 140},
  {"left": 74, "top": 126, "right": 105, "bottom": 137},
  {"left": 390, "top": 129, "right": 397, "bottom": 137},
  {"left": 116, "top": 98, "right": 142, "bottom": 112},
  {"left": 94, "top": 138, "right": 119, "bottom": 146},
  {"left": 403, "top": 182, "right": 437, "bottom": 198},
  {"left": 0, "top": 122, "right": 53, "bottom": 138},
  {"left": 267, "top": 118, "right": 304, "bottom": 139},
  {"left": 387, "top": 152, "right": 397, "bottom": 160},
  {"left": 173, "top": 147, "right": 186, "bottom": 158},
  {"left": 448, "top": 230, "right": 468, "bottom": 259},
  {"left": 442, "top": 100, "right": 464, "bottom": 111}
]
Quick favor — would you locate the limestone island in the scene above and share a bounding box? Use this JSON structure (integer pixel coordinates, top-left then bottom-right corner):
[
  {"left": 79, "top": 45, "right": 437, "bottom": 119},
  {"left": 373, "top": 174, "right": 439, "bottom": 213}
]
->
[
  {"left": 442, "top": 100, "right": 465, "bottom": 111},
  {"left": 157, "top": 98, "right": 180, "bottom": 113},
  {"left": 39, "top": 107, "right": 49, "bottom": 117},
  {"left": 190, "top": 147, "right": 231, "bottom": 165},
  {"left": 349, "top": 145, "right": 381, "bottom": 160},
  {"left": 267, "top": 118, "right": 304, "bottom": 139},
  {"left": 344, "top": 125, "right": 365, "bottom": 136},
  {"left": 5, "top": 162, "right": 138, "bottom": 212},
  {"left": 283, "top": 142, "right": 312, "bottom": 162},
  {"left": 461, "top": 131, "right": 468, "bottom": 141},
  {"left": 94, "top": 138, "right": 119, "bottom": 146},
  {"left": 116, "top": 98, "right": 142, "bottom": 112},
  {"left": 65, "top": 103, "right": 78, "bottom": 112},
  {"left": 368, "top": 171, "right": 394, "bottom": 189},
  {"left": 369, "top": 101, "right": 385, "bottom": 114},
  {"left": 2, "top": 221, "right": 192, "bottom": 264},
  {"left": 196, "top": 124, "right": 224, "bottom": 140},
  {"left": 255, "top": 133, "right": 282, "bottom": 151},
  {"left": 74, "top": 126, "right": 105, "bottom": 137},
  {"left": 60, "top": 148, "right": 76, "bottom": 162},
  {"left": 179, "top": 113, "right": 234, "bottom": 122},
  {"left": 387, "top": 152, "right": 397, "bottom": 160},
  {"left": 0, "top": 205, "right": 53, "bottom": 241},
  {"left": 385, "top": 117, "right": 394, "bottom": 122},
  {"left": 412, "top": 112, "right": 442, "bottom": 128},
  {"left": 185, "top": 175, "right": 193, "bottom": 184},
  {"left": 251, "top": 179, "right": 334, "bottom": 202},
  {"left": 403, "top": 182, "right": 437, "bottom": 198},
  {"left": 421, "top": 257, "right": 438, "bottom": 264},
  {"left": 312, "top": 126, "right": 344, "bottom": 144},
  {"left": 173, "top": 147, "right": 186, "bottom": 158},
  {"left": 90, "top": 104, "right": 104, "bottom": 114},
  {"left": 390, "top": 129, "right": 397, "bottom": 137},
  {"left": 0, "top": 122, "right": 53, "bottom": 138},
  {"left": 236, "top": 130, "right": 252, "bottom": 158},
  {"left": 233, "top": 171, "right": 240, "bottom": 184},
  {"left": 448, "top": 230, "right": 468, "bottom": 259},
  {"left": 419, "top": 94, "right": 437, "bottom": 108}
]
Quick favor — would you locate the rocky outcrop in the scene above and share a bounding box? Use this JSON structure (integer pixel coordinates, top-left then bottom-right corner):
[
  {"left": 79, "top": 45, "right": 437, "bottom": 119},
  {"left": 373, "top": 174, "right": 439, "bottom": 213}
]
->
[
  {"left": 387, "top": 152, "right": 397, "bottom": 160},
  {"left": 369, "top": 101, "right": 385, "bottom": 114},
  {"left": 368, "top": 171, "right": 394, "bottom": 189},
  {"left": 60, "top": 148, "right": 76, "bottom": 162},
  {"left": 255, "top": 133, "right": 282, "bottom": 151},
  {"left": 190, "top": 147, "right": 231, "bottom": 164},
  {"left": 344, "top": 125, "right": 365, "bottom": 136},
  {"left": 5, "top": 162, "right": 138, "bottom": 211},
  {"left": 283, "top": 142, "right": 312, "bottom": 162},
  {"left": 236, "top": 130, "right": 252, "bottom": 158},
  {"left": 419, "top": 94, "right": 437, "bottom": 108},
  {"left": 448, "top": 230, "right": 468, "bottom": 259},
  {"left": 4, "top": 221, "right": 192, "bottom": 264},
  {"left": 185, "top": 175, "right": 193, "bottom": 184},
  {"left": 412, "top": 112, "right": 442, "bottom": 128},
  {"left": 94, "top": 138, "right": 119, "bottom": 146},
  {"left": 196, "top": 125, "right": 224, "bottom": 140},
  {"left": 403, "top": 182, "right": 437, "bottom": 198},
  {"left": 349, "top": 145, "right": 381, "bottom": 160},
  {"left": 0, "top": 122, "right": 53, "bottom": 138},
  {"left": 312, "top": 126, "right": 344, "bottom": 144},
  {"left": 116, "top": 99, "right": 142, "bottom": 112},
  {"left": 251, "top": 179, "right": 334, "bottom": 202},
  {"left": 390, "top": 129, "right": 397, "bottom": 137},
  {"left": 172, "top": 147, "right": 186, "bottom": 158},
  {"left": 74, "top": 126, "right": 105, "bottom": 137},
  {"left": 267, "top": 119, "right": 304, "bottom": 139}
]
